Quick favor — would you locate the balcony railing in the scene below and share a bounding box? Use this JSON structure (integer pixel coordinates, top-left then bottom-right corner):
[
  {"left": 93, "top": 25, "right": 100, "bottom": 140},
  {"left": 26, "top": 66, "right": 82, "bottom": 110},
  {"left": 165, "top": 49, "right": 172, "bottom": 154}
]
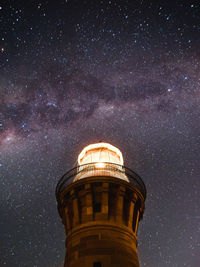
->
[{"left": 56, "top": 162, "right": 146, "bottom": 200}]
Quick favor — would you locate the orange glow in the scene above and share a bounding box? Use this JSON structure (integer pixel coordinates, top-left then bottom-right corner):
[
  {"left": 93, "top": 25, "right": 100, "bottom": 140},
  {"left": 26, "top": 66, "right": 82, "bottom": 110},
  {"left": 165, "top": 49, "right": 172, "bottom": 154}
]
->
[
  {"left": 78, "top": 142, "right": 124, "bottom": 166},
  {"left": 74, "top": 142, "right": 129, "bottom": 182},
  {"left": 95, "top": 162, "right": 106, "bottom": 168}
]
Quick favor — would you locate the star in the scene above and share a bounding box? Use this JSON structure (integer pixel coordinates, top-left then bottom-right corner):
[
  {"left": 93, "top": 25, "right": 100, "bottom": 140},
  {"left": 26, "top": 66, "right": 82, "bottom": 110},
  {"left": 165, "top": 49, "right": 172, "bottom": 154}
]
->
[{"left": 0, "top": 1, "right": 200, "bottom": 267}]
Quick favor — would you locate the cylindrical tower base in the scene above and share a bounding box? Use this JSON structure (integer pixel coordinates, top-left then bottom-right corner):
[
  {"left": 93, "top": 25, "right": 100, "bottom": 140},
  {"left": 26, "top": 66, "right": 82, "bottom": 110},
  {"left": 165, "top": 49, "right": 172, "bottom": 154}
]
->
[
  {"left": 65, "top": 223, "right": 139, "bottom": 267},
  {"left": 57, "top": 177, "right": 145, "bottom": 267}
]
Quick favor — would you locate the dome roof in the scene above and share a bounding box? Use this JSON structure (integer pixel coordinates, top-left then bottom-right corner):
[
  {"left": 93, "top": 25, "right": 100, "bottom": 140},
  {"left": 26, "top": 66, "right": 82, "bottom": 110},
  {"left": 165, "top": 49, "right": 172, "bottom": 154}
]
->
[{"left": 78, "top": 142, "right": 124, "bottom": 166}]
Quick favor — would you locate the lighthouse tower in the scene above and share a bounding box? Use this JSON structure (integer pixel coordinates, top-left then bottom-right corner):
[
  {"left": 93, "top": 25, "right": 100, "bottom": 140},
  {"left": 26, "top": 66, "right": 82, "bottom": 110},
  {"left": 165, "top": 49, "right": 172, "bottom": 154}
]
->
[{"left": 56, "top": 142, "right": 146, "bottom": 267}]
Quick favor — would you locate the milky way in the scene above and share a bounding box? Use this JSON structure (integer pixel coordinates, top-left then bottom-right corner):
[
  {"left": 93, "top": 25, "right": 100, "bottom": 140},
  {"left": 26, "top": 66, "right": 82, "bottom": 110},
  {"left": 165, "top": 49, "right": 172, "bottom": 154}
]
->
[{"left": 1, "top": 1, "right": 200, "bottom": 267}]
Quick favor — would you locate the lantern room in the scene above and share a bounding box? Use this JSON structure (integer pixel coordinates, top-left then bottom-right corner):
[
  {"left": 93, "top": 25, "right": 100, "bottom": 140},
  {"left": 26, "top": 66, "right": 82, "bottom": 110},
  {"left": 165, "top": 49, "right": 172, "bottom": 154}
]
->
[
  {"left": 74, "top": 142, "right": 128, "bottom": 182},
  {"left": 78, "top": 142, "right": 124, "bottom": 166}
]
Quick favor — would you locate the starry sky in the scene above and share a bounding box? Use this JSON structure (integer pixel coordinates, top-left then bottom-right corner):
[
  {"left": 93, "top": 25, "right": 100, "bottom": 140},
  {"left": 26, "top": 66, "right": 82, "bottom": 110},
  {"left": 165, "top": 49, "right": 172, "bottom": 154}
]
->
[{"left": 0, "top": 1, "right": 200, "bottom": 266}]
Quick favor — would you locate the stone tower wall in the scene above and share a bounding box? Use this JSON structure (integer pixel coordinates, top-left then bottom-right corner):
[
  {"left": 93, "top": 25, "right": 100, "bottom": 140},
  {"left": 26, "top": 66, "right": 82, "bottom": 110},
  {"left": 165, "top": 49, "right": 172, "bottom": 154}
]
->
[{"left": 58, "top": 177, "right": 145, "bottom": 267}]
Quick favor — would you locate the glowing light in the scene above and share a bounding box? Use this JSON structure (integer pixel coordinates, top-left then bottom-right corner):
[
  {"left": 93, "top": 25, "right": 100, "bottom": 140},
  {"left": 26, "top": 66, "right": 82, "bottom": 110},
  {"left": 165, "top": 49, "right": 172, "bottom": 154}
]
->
[
  {"left": 74, "top": 142, "right": 129, "bottom": 182},
  {"left": 95, "top": 162, "right": 106, "bottom": 168},
  {"left": 78, "top": 142, "right": 123, "bottom": 166}
]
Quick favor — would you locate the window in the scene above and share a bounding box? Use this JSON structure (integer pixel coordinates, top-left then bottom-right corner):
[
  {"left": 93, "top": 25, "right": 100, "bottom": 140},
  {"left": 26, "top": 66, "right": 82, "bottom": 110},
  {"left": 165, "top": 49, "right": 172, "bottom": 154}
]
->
[
  {"left": 93, "top": 262, "right": 101, "bottom": 267},
  {"left": 132, "top": 200, "right": 140, "bottom": 232},
  {"left": 93, "top": 203, "right": 101, "bottom": 212}
]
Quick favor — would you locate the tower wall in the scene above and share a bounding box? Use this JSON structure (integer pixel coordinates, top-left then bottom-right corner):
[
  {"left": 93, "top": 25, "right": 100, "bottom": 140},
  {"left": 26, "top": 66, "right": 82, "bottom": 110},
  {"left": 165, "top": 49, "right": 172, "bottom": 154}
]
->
[{"left": 57, "top": 177, "right": 145, "bottom": 267}]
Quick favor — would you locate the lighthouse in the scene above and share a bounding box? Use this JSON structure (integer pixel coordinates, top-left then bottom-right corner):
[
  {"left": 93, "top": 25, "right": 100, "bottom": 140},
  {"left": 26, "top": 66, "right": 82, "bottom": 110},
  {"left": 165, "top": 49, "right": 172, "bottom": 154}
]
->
[{"left": 56, "top": 142, "right": 146, "bottom": 267}]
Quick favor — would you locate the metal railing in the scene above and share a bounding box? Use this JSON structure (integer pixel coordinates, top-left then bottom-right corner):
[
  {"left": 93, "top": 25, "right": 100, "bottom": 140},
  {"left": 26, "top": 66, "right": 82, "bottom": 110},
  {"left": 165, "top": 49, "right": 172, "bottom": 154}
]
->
[{"left": 56, "top": 162, "right": 146, "bottom": 200}]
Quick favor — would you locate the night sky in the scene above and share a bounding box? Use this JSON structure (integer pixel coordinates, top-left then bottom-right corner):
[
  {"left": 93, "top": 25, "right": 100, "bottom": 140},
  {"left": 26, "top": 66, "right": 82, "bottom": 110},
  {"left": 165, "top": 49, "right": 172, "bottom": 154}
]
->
[{"left": 1, "top": 1, "right": 200, "bottom": 266}]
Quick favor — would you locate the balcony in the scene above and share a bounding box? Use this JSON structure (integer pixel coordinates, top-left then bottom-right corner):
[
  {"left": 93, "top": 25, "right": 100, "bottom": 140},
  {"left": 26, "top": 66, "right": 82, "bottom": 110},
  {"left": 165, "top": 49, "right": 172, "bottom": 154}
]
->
[{"left": 56, "top": 162, "right": 146, "bottom": 201}]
